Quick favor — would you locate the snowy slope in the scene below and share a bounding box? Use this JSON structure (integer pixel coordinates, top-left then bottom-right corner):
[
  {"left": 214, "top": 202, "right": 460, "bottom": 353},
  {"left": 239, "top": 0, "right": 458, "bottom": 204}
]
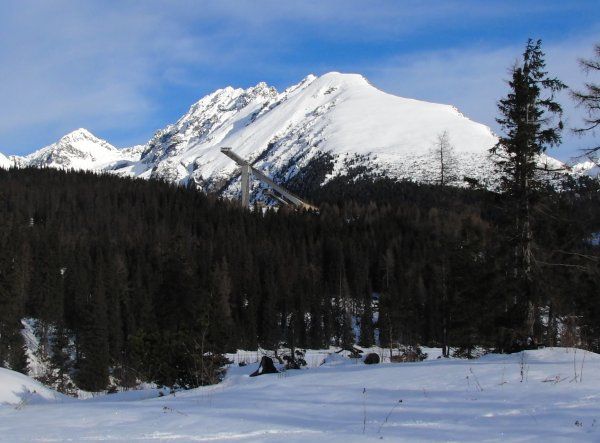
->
[
  {"left": 15, "top": 128, "right": 136, "bottom": 171},
  {"left": 1, "top": 348, "right": 600, "bottom": 441},
  {"left": 0, "top": 152, "right": 10, "bottom": 169}
]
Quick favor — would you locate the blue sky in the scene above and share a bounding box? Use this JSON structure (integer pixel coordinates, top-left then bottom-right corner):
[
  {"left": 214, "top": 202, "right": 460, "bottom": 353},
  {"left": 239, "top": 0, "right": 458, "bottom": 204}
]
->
[{"left": 1, "top": 0, "right": 598, "bottom": 161}]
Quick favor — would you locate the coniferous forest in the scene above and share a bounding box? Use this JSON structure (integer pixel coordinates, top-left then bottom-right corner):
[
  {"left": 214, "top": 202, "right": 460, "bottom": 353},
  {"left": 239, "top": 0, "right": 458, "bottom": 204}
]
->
[{"left": 0, "top": 164, "right": 598, "bottom": 392}]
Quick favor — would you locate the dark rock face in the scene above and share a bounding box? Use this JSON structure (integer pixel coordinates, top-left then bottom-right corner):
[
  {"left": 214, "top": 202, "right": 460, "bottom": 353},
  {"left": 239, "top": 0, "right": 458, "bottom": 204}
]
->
[
  {"left": 250, "top": 356, "right": 279, "bottom": 377},
  {"left": 364, "top": 353, "right": 380, "bottom": 365}
]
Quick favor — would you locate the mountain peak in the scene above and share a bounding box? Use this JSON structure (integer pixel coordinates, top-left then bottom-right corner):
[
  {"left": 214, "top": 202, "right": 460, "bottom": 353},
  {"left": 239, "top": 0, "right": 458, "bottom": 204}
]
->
[
  {"left": 21, "top": 128, "right": 121, "bottom": 171},
  {"left": 308, "top": 72, "right": 371, "bottom": 91},
  {"left": 122, "top": 71, "right": 503, "bottom": 187},
  {"left": 318, "top": 71, "right": 369, "bottom": 83},
  {"left": 53, "top": 128, "right": 117, "bottom": 153},
  {"left": 59, "top": 128, "right": 97, "bottom": 142},
  {"left": 69, "top": 127, "right": 92, "bottom": 136},
  {"left": 249, "top": 81, "right": 272, "bottom": 93},
  {"left": 280, "top": 73, "right": 368, "bottom": 97}
]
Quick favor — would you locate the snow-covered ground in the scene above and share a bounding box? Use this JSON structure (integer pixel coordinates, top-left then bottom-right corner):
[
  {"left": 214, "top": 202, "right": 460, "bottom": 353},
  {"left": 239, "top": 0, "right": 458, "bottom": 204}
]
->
[
  {"left": 0, "top": 368, "right": 67, "bottom": 408},
  {"left": 1, "top": 347, "right": 599, "bottom": 441}
]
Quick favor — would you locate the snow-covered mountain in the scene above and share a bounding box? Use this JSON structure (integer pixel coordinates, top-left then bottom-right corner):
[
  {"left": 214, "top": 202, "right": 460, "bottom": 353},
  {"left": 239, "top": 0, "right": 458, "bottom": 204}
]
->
[
  {"left": 112, "top": 72, "right": 499, "bottom": 194},
  {"left": 13, "top": 128, "right": 138, "bottom": 171},
  {"left": 11, "top": 72, "right": 587, "bottom": 196}
]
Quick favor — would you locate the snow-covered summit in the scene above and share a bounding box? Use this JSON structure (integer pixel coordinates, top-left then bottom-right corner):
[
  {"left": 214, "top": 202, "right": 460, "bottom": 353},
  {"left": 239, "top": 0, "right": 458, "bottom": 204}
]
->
[
  {"left": 114, "top": 71, "right": 500, "bottom": 191},
  {"left": 17, "top": 128, "right": 129, "bottom": 171}
]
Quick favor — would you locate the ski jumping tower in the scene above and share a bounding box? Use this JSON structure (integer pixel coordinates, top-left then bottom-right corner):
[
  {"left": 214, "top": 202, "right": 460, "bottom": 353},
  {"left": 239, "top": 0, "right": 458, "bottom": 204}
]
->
[{"left": 220, "top": 147, "right": 317, "bottom": 211}]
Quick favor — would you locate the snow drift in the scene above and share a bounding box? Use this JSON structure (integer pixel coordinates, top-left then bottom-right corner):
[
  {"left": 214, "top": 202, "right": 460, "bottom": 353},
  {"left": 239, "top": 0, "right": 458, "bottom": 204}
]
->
[{"left": 0, "top": 368, "right": 65, "bottom": 406}]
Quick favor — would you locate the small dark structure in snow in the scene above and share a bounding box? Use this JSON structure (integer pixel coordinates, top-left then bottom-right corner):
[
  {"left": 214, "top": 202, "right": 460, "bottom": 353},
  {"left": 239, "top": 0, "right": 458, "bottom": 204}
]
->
[
  {"left": 283, "top": 349, "right": 307, "bottom": 370},
  {"left": 364, "top": 353, "right": 380, "bottom": 365},
  {"left": 348, "top": 347, "right": 363, "bottom": 359},
  {"left": 250, "top": 356, "right": 279, "bottom": 377}
]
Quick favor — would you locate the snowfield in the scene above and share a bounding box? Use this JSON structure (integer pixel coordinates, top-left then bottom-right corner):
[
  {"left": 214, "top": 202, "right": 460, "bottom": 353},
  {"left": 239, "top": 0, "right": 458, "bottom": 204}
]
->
[{"left": 1, "top": 348, "right": 600, "bottom": 441}]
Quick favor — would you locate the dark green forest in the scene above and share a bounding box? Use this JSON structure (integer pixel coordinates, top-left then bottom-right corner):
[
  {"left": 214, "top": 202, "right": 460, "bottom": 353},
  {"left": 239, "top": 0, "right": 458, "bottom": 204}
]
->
[{"left": 0, "top": 166, "right": 598, "bottom": 392}]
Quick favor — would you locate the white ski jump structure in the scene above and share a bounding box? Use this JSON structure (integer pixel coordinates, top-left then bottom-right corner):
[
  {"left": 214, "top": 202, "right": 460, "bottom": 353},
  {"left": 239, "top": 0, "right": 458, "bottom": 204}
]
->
[{"left": 220, "top": 147, "right": 317, "bottom": 211}]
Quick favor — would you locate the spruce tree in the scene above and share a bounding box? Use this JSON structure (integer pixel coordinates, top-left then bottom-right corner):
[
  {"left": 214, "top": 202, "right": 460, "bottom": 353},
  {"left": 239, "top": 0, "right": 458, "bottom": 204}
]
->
[
  {"left": 75, "top": 266, "right": 110, "bottom": 392},
  {"left": 359, "top": 291, "right": 375, "bottom": 347},
  {"left": 491, "top": 39, "right": 566, "bottom": 349},
  {"left": 50, "top": 324, "right": 75, "bottom": 394},
  {"left": 208, "top": 258, "right": 234, "bottom": 350},
  {"left": 0, "top": 243, "right": 28, "bottom": 373}
]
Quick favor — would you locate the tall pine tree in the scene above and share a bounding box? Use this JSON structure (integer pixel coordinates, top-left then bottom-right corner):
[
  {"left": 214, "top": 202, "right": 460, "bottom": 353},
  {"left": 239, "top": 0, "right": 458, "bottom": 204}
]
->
[{"left": 490, "top": 39, "right": 566, "bottom": 350}]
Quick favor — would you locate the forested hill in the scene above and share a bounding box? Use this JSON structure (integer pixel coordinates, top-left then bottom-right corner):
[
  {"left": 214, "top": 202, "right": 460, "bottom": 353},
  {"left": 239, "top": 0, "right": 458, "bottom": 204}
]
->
[{"left": 0, "top": 168, "right": 598, "bottom": 392}]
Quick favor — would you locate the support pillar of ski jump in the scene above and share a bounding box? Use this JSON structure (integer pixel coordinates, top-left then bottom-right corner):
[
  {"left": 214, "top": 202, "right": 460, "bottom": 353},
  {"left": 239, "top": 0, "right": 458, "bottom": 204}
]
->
[{"left": 220, "top": 147, "right": 316, "bottom": 211}]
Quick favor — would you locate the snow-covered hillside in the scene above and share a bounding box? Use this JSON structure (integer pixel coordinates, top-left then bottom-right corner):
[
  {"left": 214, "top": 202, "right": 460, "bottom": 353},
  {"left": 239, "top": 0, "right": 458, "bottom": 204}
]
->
[
  {"left": 1, "top": 348, "right": 600, "bottom": 441},
  {"left": 10, "top": 72, "right": 583, "bottom": 196}
]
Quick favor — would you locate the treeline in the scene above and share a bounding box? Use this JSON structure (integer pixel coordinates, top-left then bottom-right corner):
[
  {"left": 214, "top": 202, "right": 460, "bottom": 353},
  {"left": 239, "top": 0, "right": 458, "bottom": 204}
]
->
[{"left": 0, "top": 167, "right": 598, "bottom": 392}]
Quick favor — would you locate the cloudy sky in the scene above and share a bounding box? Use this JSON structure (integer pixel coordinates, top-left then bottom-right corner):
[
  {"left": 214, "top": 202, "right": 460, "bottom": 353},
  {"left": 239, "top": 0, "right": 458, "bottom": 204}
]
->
[{"left": 1, "top": 0, "right": 598, "bottom": 161}]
